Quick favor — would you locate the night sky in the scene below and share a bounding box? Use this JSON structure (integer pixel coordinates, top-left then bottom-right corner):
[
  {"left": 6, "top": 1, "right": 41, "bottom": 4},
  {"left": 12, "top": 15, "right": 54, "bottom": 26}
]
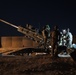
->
[{"left": 0, "top": 0, "right": 76, "bottom": 36}]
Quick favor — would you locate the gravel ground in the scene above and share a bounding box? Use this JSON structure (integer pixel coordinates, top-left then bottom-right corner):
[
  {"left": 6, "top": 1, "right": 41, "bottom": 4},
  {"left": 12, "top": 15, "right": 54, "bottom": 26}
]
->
[{"left": 0, "top": 54, "right": 76, "bottom": 75}]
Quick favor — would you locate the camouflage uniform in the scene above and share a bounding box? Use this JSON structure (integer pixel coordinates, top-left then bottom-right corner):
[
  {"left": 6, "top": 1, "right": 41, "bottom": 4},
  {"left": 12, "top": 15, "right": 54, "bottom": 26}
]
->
[
  {"left": 42, "top": 25, "right": 50, "bottom": 49},
  {"left": 51, "top": 26, "right": 60, "bottom": 56}
]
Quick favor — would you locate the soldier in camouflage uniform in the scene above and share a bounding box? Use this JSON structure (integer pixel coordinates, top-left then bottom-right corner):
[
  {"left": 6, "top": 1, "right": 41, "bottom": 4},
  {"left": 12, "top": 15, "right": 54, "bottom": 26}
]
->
[
  {"left": 42, "top": 25, "right": 50, "bottom": 49},
  {"left": 51, "top": 25, "right": 60, "bottom": 57}
]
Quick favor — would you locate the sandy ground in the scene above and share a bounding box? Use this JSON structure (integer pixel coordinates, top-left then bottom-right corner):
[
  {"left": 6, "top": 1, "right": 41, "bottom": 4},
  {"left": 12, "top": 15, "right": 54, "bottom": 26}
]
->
[{"left": 0, "top": 54, "right": 76, "bottom": 75}]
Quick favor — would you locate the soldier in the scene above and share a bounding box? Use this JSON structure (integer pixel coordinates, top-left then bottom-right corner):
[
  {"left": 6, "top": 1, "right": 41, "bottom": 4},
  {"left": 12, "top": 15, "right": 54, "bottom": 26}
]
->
[
  {"left": 62, "top": 29, "right": 67, "bottom": 46},
  {"left": 51, "top": 25, "right": 60, "bottom": 57},
  {"left": 66, "top": 28, "right": 73, "bottom": 49},
  {"left": 59, "top": 29, "right": 68, "bottom": 55},
  {"left": 42, "top": 25, "right": 50, "bottom": 49}
]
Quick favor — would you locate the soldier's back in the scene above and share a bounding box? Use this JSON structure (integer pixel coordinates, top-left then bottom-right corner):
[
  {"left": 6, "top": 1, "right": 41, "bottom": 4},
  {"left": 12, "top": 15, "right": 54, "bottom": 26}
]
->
[{"left": 51, "top": 30, "right": 60, "bottom": 39}]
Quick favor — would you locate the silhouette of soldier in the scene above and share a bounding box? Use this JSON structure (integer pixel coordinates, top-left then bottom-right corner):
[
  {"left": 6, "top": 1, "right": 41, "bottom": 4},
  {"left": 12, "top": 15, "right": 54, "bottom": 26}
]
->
[
  {"left": 42, "top": 25, "right": 50, "bottom": 49},
  {"left": 51, "top": 25, "right": 60, "bottom": 57}
]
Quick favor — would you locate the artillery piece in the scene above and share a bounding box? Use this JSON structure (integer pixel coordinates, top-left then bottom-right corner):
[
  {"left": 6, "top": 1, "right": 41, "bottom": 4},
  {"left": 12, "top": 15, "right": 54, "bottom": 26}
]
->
[{"left": 0, "top": 19, "right": 51, "bottom": 49}]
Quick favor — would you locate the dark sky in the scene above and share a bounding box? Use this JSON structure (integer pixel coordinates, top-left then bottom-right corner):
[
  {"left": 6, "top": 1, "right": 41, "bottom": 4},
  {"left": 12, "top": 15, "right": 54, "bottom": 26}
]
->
[{"left": 0, "top": 0, "right": 76, "bottom": 36}]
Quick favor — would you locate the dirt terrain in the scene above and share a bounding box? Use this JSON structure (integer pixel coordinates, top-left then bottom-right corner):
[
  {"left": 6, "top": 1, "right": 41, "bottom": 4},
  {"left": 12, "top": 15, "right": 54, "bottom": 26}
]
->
[{"left": 0, "top": 54, "right": 76, "bottom": 75}]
